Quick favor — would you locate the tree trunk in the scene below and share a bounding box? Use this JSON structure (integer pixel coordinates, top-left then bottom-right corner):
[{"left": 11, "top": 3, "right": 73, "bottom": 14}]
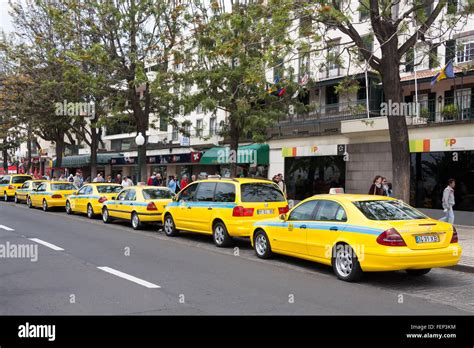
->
[
  {"left": 2, "top": 139, "right": 8, "bottom": 173},
  {"left": 229, "top": 113, "right": 239, "bottom": 177},
  {"left": 26, "top": 125, "right": 32, "bottom": 174},
  {"left": 90, "top": 121, "right": 98, "bottom": 179},
  {"left": 380, "top": 45, "right": 411, "bottom": 204},
  {"left": 54, "top": 133, "right": 64, "bottom": 178}
]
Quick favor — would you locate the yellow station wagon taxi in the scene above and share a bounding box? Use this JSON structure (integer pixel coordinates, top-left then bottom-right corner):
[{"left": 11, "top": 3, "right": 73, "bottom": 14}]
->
[
  {"left": 162, "top": 178, "right": 289, "bottom": 247},
  {"left": 250, "top": 193, "right": 461, "bottom": 282},
  {"left": 65, "top": 183, "right": 123, "bottom": 218},
  {"left": 101, "top": 186, "right": 174, "bottom": 230},
  {"left": 0, "top": 174, "right": 33, "bottom": 201},
  {"left": 15, "top": 180, "right": 47, "bottom": 204},
  {"left": 27, "top": 181, "right": 78, "bottom": 211}
]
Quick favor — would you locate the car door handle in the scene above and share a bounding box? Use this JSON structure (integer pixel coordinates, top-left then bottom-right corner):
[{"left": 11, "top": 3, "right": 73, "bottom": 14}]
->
[
  {"left": 300, "top": 224, "right": 307, "bottom": 229},
  {"left": 208, "top": 207, "right": 212, "bottom": 210},
  {"left": 330, "top": 226, "right": 338, "bottom": 231},
  {"left": 187, "top": 206, "right": 192, "bottom": 209}
]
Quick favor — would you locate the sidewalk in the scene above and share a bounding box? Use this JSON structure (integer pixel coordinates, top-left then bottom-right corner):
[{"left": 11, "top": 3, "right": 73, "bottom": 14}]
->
[
  {"left": 452, "top": 226, "right": 474, "bottom": 272},
  {"left": 419, "top": 208, "right": 474, "bottom": 226}
]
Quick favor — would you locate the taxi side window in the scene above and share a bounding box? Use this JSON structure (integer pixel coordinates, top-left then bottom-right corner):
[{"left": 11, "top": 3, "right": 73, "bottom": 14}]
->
[
  {"left": 22, "top": 182, "right": 30, "bottom": 189},
  {"left": 78, "top": 186, "right": 88, "bottom": 195},
  {"left": 178, "top": 183, "right": 198, "bottom": 202},
  {"left": 125, "top": 189, "right": 136, "bottom": 201},
  {"left": 195, "top": 182, "right": 217, "bottom": 202},
  {"left": 214, "top": 183, "right": 236, "bottom": 202},
  {"left": 85, "top": 186, "right": 93, "bottom": 195},
  {"left": 117, "top": 190, "right": 128, "bottom": 201},
  {"left": 314, "top": 200, "right": 347, "bottom": 222},
  {"left": 1, "top": 176, "right": 11, "bottom": 184},
  {"left": 37, "top": 183, "right": 46, "bottom": 192},
  {"left": 288, "top": 201, "right": 318, "bottom": 221}
]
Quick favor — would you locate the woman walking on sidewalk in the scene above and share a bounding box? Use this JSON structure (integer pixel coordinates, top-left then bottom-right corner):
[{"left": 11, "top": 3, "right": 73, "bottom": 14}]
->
[
  {"left": 439, "top": 178, "right": 456, "bottom": 224},
  {"left": 368, "top": 175, "right": 385, "bottom": 196}
]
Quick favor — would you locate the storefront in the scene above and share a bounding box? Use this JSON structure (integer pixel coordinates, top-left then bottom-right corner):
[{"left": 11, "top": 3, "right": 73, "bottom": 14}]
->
[
  {"left": 199, "top": 144, "right": 270, "bottom": 178},
  {"left": 410, "top": 136, "right": 474, "bottom": 211},
  {"left": 52, "top": 153, "right": 119, "bottom": 179}
]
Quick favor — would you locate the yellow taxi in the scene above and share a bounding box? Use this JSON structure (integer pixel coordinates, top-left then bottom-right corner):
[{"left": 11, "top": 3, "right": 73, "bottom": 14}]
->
[
  {"left": 15, "top": 180, "right": 47, "bottom": 204},
  {"left": 0, "top": 174, "right": 33, "bottom": 201},
  {"left": 65, "top": 183, "right": 123, "bottom": 218},
  {"left": 27, "top": 181, "right": 78, "bottom": 211},
  {"left": 162, "top": 178, "right": 289, "bottom": 247},
  {"left": 250, "top": 191, "right": 461, "bottom": 282},
  {"left": 101, "top": 185, "right": 174, "bottom": 230}
]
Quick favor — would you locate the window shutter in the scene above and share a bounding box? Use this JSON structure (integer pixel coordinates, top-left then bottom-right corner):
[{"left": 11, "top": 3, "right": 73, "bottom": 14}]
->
[{"left": 446, "top": 40, "right": 456, "bottom": 64}]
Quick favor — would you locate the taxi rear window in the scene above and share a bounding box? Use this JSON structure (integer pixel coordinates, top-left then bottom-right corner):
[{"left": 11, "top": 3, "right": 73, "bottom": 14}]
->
[
  {"left": 12, "top": 176, "right": 32, "bottom": 184},
  {"left": 353, "top": 200, "right": 427, "bottom": 220},
  {"left": 51, "top": 183, "right": 76, "bottom": 191},
  {"left": 97, "top": 185, "right": 123, "bottom": 194},
  {"left": 240, "top": 183, "right": 285, "bottom": 202},
  {"left": 142, "top": 189, "right": 173, "bottom": 200},
  {"left": 0, "top": 176, "right": 11, "bottom": 184}
]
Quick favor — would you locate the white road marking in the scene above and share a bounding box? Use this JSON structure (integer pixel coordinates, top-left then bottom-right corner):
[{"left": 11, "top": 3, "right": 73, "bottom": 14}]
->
[
  {"left": 0, "top": 225, "right": 15, "bottom": 231},
  {"left": 28, "top": 238, "right": 65, "bottom": 251},
  {"left": 97, "top": 266, "right": 161, "bottom": 289}
]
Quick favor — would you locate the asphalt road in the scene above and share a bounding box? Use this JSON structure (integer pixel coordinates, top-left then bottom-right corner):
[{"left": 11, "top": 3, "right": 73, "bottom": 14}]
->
[{"left": 0, "top": 201, "right": 473, "bottom": 315}]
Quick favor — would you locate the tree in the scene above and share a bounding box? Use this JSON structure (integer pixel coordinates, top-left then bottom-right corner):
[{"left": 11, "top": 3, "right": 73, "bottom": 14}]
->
[{"left": 182, "top": 0, "right": 306, "bottom": 176}]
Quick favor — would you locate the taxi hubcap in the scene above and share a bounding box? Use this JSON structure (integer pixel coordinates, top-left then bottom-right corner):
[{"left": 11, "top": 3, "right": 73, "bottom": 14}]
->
[
  {"left": 164, "top": 218, "right": 173, "bottom": 233},
  {"left": 88, "top": 206, "right": 93, "bottom": 217},
  {"left": 214, "top": 225, "right": 225, "bottom": 244},
  {"left": 132, "top": 214, "right": 139, "bottom": 227},
  {"left": 335, "top": 248, "right": 353, "bottom": 277},
  {"left": 43, "top": 201, "right": 47, "bottom": 210},
  {"left": 66, "top": 202, "right": 70, "bottom": 212},
  {"left": 255, "top": 234, "right": 267, "bottom": 255},
  {"left": 103, "top": 209, "right": 108, "bottom": 221}
]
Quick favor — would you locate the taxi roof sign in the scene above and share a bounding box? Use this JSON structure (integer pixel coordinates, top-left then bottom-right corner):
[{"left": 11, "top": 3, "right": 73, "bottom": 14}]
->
[{"left": 329, "top": 188, "right": 344, "bottom": 194}]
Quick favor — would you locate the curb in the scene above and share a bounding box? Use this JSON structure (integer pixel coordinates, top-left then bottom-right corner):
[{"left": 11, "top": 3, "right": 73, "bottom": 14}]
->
[{"left": 447, "top": 264, "right": 474, "bottom": 273}]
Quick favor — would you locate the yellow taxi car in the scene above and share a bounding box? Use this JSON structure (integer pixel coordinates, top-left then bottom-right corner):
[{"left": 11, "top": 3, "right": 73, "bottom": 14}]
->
[
  {"left": 101, "top": 185, "right": 174, "bottom": 230},
  {"left": 65, "top": 183, "right": 123, "bottom": 218},
  {"left": 15, "top": 180, "right": 47, "bottom": 204},
  {"left": 0, "top": 174, "right": 33, "bottom": 201},
  {"left": 27, "top": 181, "right": 78, "bottom": 211},
  {"left": 250, "top": 192, "right": 461, "bottom": 282},
  {"left": 162, "top": 178, "right": 289, "bottom": 247}
]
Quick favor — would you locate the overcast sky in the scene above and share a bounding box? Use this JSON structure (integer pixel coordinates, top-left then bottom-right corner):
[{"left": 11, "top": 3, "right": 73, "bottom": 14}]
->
[{"left": 0, "top": 0, "right": 14, "bottom": 34}]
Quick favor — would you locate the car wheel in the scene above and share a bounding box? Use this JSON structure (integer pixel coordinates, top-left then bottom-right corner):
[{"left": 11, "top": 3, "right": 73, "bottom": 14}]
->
[
  {"left": 87, "top": 204, "right": 95, "bottom": 219},
  {"left": 65, "top": 201, "right": 72, "bottom": 214},
  {"left": 42, "top": 199, "right": 49, "bottom": 212},
  {"left": 406, "top": 268, "right": 431, "bottom": 276},
  {"left": 212, "top": 221, "right": 232, "bottom": 248},
  {"left": 14, "top": 194, "right": 18, "bottom": 204},
  {"left": 163, "top": 214, "right": 178, "bottom": 236},
  {"left": 27, "top": 196, "right": 33, "bottom": 208},
  {"left": 254, "top": 230, "right": 272, "bottom": 259},
  {"left": 332, "top": 243, "right": 363, "bottom": 282},
  {"left": 102, "top": 207, "right": 112, "bottom": 223},
  {"left": 4, "top": 192, "right": 8, "bottom": 202},
  {"left": 131, "top": 212, "right": 143, "bottom": 230}
]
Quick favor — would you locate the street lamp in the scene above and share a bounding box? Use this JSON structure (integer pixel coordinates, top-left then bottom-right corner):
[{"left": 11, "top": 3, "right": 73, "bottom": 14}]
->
[{"left": 135, "top": 132, "right": 145, "bottom": 184}]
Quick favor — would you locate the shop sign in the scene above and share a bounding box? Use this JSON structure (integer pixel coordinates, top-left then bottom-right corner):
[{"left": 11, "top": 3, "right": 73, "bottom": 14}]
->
[
  {"left": 409, "top": 137, "right": 474, "bottom": 153},
  {"left": 282, "top": 144, "right": 341, "bottom": 157}
]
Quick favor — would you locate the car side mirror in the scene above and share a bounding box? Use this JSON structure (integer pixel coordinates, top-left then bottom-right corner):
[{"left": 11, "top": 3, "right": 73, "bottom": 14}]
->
[
  {"left": 172, "top": 195, "right": 177, "bottom": 201},
  {"left": 111, "top": 196, "right": 116, "bottom": 200},
  {"left": 279, "top": 213, "right": 287, "bottom": 221}
]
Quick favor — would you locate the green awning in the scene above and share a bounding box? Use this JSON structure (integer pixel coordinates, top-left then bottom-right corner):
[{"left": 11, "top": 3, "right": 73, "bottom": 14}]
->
[
  {"left": 200, "top": 144, "right": 269, "bottom": 165},
  {"left": 53, "top": 154, "right": 120, "bottom": 168}
]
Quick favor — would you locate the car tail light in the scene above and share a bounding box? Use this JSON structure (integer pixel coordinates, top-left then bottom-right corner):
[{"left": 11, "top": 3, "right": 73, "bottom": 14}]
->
[
  {"left": 98, "top": 196, "right": 108, "bottom": 203},
  {"left": 450, "top": 226, "right": 458, "bottom": 243},
  {"left": 147, "top": 202, "right": 158, "bottom": 211},
  {"left": 8, "top": 185, "right": 14, "bottom": 190},
  {"left": 51, "top": 194, "right": 62, "bottom": 199},
  {"left": 376, "top": 228, "right": 406, "bottom": 246},
  {"left": 232, "top": 206, "right": 254, "bottom": 217},
  {"left": 278, "top": 205, "right": 289, "bottom": 214}
]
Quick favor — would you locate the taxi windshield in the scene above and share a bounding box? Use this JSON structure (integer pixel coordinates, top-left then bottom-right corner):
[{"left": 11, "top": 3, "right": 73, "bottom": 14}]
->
[
  {"left": 51, "top": 183, "right": 76, "bottom": 191},
  {"left": 353, "top": 200, "right": 427, "bottom": 221},
  {"left": 12, "top": 176, "right": 32, "bottom": 184},
  {"left": 97, "top": 185, "right": 123, "bottom": 194},
  {"left": 142, "top": 189, "right": 173, "bottom": 200}
]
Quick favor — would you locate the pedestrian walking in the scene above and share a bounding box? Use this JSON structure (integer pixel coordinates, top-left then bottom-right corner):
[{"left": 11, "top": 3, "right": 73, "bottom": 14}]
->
[
  {"left": 439, "top": 178, "right": 456, "bottom": 224},
  {"left": 368, "top": 175, "right": 385, "bottom": 195},
  {"left": 106, "top": 175, "right": 113, "bottom": 183},
  {"left": 73, "top": 172, "right": 83, "bottom": 188},
  {"left": 155, "top": 173, "right": 163, "bottom": 186},
  {"left": 115, "top": 174, "right": 122, "bottom": 184},
  {"left": 147, "top": 172, "right": 156, "bottom": 186},
  {"left": 277, "top": 173, "right": 287, "bottom": 195},
  {"left": 191, "top": 174, "right": 196, "bottom": 183},
  {"left": 121, "top": 176, "right": 134, "bottom": 187},
  {"left": 93, "top": 173, "right": 105, "bottom": 183},
  {"left": 180, "top": 175, "right": 189, "bottom": 190},
  {"left": 168, "top": 176, "right": 177, "bottom": 193}
]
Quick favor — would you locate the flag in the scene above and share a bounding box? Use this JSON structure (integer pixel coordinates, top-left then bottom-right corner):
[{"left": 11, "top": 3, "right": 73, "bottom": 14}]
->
[{"left": 431, "top": 60, "right": 455, "bottom": 86}]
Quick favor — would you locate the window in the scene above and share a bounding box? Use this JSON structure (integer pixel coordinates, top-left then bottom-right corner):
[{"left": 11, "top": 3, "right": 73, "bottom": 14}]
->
[
  {"left": 196, "top": 119, "right": 203, "bottom": 137},
  {"left": 288, "top": 200, "right": 318, "bottom": 221},
  {"left": 51, "top": 183, "right": 76, "bottom": 191},
  {"left": 354, "top": 200, "right": 426, "bottom": 220},
  {"left": 125, "top": 189, "right": 136, "bottom": 201},
  {"left": 83, "top": 186, "right": 93, "bottom": 195},
  {"left": 21, "top": 182, "right": 30, "bottom": 189},
  {"left": 178, "top": 183, "right": 198, "bottom": 202},
  {"left": 299, "top": 16, "right": 312, "bottom": 37},
  {"left": 456, "top": 40, "right": 474, "bottom": 64},
  {"left": 298, "top": 50, "right": 310, "bottom": 79},
  {"left": 209, "top": 117, "right": 216, "bottom": 136},
  {"left": 97, "top": 185, "right": 123, "bottom": 194},
  {"left": 445, "top": 40, "right": 456, "bottom": 64},
  {"left": 160, "top": 115, "right": 168, "bottom": 132},
  {"left": 32, "top": 182, "right": 43, "bottom": 189},
  {"left": 117, "top": 190, "right": 128, "bottom": 201},
  {"left": 195, "top": 182, "right": 216, "bottom": 202},
  {"left": 455, "top": 88, "right": 472, "bottom": 119},
  {"left": 414, "top": 44, "right": 430, "bottom": 71},
  {"left": 36, "top": 183, "right": 46, "bottom": 192},
  {"left": 327, "top": 42, "right": 340, "bottom": 72},
  {"left": 405, "top": 48, "right": 414, "bottom": 72},
  {"left": 214, "top": 183, "right": 236, "bottom": 202},
  {"left": 12, "top": 176, "right": 32, "bottom": 184},
  {"left": 142, "top": 188, "right": 173, "bottom": 200},
  {"left": 172, "top": 126, "right": 179, "bottom": 141},
  {"left": 315, "top": 200, "right": 347, "bottom": 221},
  {"left": 0, "top": 176, "right": 10, "bottom": 184},
  {"left": 78, "top": 186, "right": 88, "bottom": 195},
  {"left": 196, "top": 104, "right": 203, "bottom": 114},
  {"left": 358, "top": 35, "right": 374, "bottom": 61},
  {"left": 240, "top": 183, "right": 285, "bottom": 202}
]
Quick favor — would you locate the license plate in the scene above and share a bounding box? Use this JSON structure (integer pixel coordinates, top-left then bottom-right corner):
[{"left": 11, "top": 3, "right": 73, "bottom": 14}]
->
[
  {"left": 257, "top": 209, "right": 274, "bottom": 215},
  {"left": 415, "top": 234, "right": 439, "bottom": 243}
]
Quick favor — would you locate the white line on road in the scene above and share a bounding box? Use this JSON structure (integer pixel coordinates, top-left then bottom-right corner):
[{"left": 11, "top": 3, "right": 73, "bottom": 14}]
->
[
  {"left": 97, "top": 266, "right": 161, "bottom": 289},
  {"left": 28, "top": 238, "right": 65, "bottom": 251},
  {"left": 0, "top": 224, "right": 15, "bottom": 231}
]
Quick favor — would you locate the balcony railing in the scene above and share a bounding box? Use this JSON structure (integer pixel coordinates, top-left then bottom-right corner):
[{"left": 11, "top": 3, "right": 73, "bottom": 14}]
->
[{"left": 418, "top": 96, "right": 473, "bottom": 122}]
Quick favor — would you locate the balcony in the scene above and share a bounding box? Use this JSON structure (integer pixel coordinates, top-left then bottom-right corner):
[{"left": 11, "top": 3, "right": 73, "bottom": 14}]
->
[{"left": 418, "top": 96, "right": 473, "bottom": 123}]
